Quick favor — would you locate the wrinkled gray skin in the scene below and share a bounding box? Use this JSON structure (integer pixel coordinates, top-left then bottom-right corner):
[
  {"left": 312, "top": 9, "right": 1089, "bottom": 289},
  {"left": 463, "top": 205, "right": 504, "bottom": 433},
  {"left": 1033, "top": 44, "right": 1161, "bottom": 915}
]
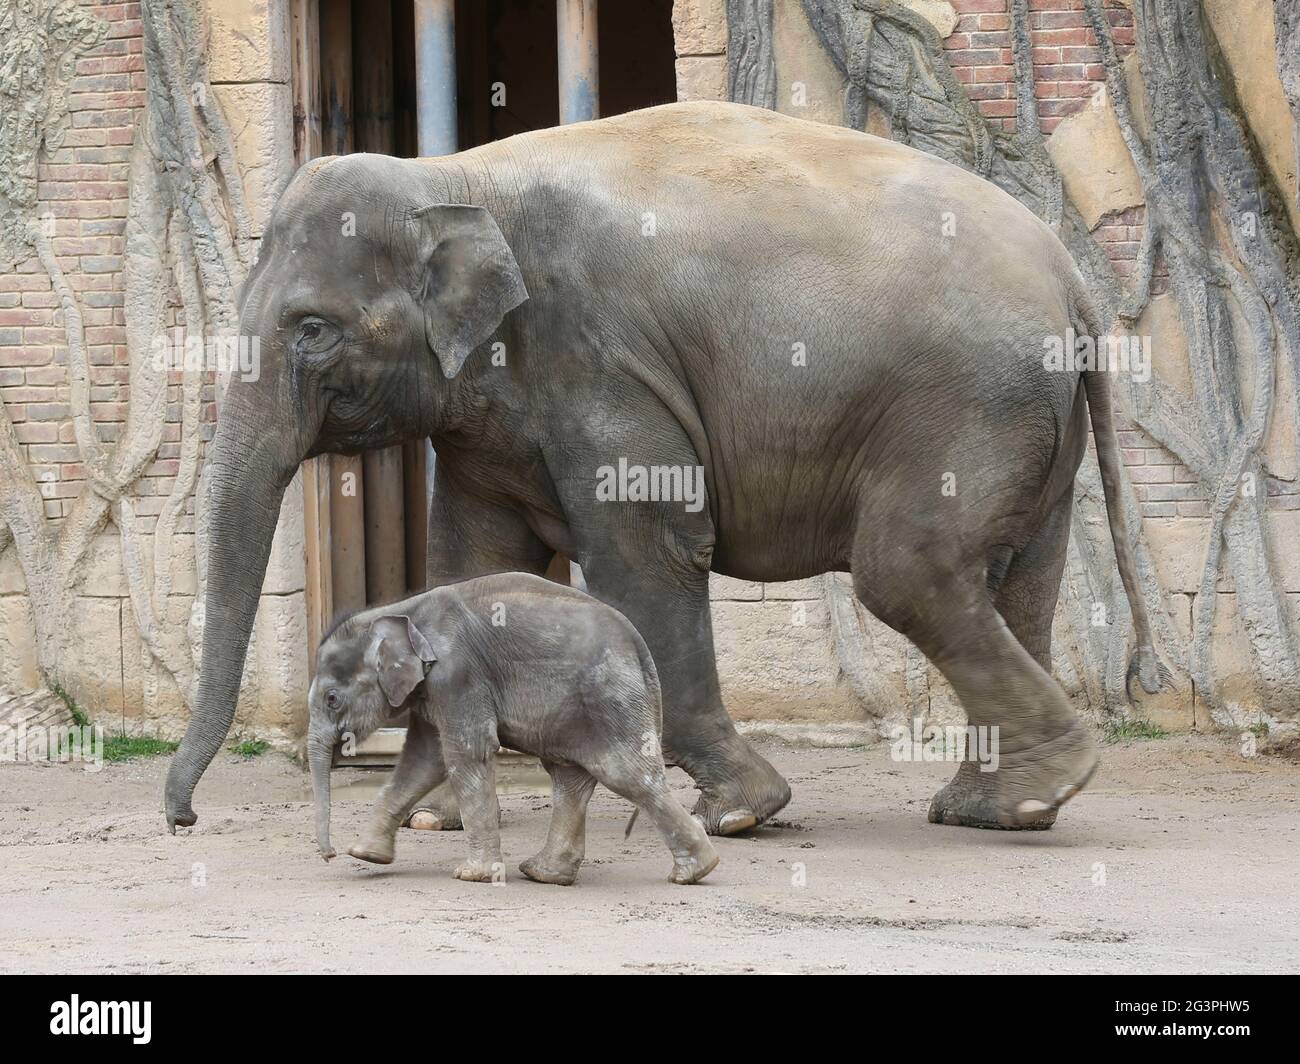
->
[
  {"left": 166, "top": 101, "right": 1163, "bottom": 838},
  {"left": 309, "top": 572, "right": 718, "bottom": 885}
]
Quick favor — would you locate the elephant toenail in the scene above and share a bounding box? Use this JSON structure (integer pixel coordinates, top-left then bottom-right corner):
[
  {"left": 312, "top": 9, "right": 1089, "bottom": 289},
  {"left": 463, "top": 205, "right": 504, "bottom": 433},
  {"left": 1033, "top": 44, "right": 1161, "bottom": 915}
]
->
[
  {"left": 1016, "top": 799, "right": 1053, "bottom": 820},
  {"left": 718, "top": 810, "right": 759, "bottom": 835}
]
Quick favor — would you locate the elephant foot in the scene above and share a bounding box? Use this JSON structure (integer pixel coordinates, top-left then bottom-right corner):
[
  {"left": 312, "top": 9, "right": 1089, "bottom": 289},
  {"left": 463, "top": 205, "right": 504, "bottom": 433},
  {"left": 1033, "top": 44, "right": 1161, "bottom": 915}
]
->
[
  {"left": 348, "top": 841, "right": 395, "bottom": 865},
  {"left": 689, "top": 746, "right": 791, "bottom": 837},
  {"left": 519, "top": 853, "right": 582, "bottom": 886},
  {"left": 406, "top": 807, "right": 463, "bottom": 831},
  {"left": 670, "top": 845, "right": 719, "bottom": 885},
  {"left": 453, "top": 858, "right": 502, "bottom": 883},
  {"left": 927, "top": 724, "right": 1098, "bottom": 830}
]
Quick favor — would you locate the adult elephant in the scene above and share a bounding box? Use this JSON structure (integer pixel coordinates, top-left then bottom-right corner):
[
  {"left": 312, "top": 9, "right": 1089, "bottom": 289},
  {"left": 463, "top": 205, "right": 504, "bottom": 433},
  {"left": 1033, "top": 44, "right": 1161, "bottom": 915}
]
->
[{"left": 164, "top": 102, "right": 1163, "bottom": 836}]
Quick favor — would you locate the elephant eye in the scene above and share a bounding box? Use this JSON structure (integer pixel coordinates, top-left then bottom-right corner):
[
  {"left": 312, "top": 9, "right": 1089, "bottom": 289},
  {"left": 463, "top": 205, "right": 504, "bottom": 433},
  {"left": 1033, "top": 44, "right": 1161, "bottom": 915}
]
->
[
  {"left": 325, "top": 690, "right": 340, "bottom": 711},
  {"left": 295, "top": 316, "right": 341, "bottom": 356}
]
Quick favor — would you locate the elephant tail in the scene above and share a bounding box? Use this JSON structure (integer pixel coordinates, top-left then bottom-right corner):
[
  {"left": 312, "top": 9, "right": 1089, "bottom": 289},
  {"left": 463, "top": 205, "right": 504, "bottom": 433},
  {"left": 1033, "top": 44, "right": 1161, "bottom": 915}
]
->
[{"left": 1075, "top": 294, "right": 1173, "bottom": 702}]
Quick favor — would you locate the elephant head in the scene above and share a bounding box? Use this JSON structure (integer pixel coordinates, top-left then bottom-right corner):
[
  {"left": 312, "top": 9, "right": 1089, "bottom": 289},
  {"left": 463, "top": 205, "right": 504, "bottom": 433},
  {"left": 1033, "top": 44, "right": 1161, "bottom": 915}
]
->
[
  {"left": 164, "top": 155, "right": 527, "bottom": 830},
  {"left": 308, "top": 610, "right": 437, "bottom": 859}
]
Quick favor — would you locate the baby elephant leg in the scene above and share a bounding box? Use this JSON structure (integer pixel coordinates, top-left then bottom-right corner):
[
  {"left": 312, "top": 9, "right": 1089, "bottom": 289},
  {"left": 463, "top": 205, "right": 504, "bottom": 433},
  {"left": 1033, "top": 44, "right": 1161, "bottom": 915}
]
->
[
  {"left": 520, "top": 762, "right": 597, "bottom": 886},
  {"left": 351, "top": 716, "right": 447, "bottom": 865},
  {"left": 445, "top": 746, "right": 504, "bottom": 883},
  {"left": 600, "top": 762, "right": 719, "bottom": 885}
]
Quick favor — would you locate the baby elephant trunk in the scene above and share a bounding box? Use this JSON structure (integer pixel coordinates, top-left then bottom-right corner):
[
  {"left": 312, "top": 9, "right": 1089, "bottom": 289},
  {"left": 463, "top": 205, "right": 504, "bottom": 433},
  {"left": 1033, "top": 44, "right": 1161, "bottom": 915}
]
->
[{"left": 308, "top": 727, "right": 337, "bottom": 860}]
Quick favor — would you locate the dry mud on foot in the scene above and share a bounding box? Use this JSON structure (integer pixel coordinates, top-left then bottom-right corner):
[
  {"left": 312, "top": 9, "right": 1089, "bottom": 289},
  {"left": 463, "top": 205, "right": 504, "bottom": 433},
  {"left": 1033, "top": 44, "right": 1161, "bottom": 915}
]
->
[{"left": 1, "top": 735, "right": 1297, "bottom": 973}]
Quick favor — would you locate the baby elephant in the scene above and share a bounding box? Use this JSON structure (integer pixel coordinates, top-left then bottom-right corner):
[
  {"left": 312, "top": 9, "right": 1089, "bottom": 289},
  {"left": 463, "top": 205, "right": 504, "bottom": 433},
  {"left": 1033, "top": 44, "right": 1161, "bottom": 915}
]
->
[{"left": 307, "top": 572, "right": 719, "bottom": 886}]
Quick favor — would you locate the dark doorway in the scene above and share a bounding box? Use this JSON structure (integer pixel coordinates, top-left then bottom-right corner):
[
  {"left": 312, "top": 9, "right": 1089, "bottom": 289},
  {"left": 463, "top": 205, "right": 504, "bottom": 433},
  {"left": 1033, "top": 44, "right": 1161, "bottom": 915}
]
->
[{"left": 453, "top": 0, "right": 677, "bottom": 148}]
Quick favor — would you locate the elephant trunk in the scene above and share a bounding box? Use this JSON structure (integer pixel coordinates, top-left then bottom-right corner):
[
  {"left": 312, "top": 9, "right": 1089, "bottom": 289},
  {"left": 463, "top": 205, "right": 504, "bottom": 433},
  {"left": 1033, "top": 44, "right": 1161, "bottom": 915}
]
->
[
  {"left": 163, "top": 391, "right": 300, "bottom": 831},
  {"left": 309, "top": 726, "right": 338, "bottom": 860}
]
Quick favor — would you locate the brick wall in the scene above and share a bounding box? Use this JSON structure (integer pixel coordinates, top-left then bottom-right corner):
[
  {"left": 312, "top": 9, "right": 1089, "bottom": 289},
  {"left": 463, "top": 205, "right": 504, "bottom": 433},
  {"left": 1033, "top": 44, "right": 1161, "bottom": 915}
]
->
[
  {"left": 947, "top": 0, "right": 1134, "bottom": 134},
  {"left": 0, "top": 3, "right": 199, "bottom": 530}
]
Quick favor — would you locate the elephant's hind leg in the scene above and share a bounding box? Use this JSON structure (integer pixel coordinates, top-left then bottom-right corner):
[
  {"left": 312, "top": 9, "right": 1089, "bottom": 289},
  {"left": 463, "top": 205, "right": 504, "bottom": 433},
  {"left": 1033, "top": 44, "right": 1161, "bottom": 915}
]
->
[
  {"left": 852, "top": 501, "right": 1097, "bottom": 830},
  {"left": 594, "top": 761, "right": 719, "bottom": 885},
  {"left": 520, "top": 763, "right": 597, "bottom": 886},
  {"left": 928, "top": 491, "right": 1077, "bottom": 829}
]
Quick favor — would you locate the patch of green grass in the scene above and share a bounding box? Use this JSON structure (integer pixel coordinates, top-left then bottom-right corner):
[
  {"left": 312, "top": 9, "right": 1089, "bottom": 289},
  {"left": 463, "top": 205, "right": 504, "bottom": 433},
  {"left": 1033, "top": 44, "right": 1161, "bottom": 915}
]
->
[
  {"left": 1248, "top": 721, "right": 1270, "bottom": 738},
  {"left": 230, "top": 738, "right": 271, "bottom": 758},
  {"left": 1102, "top": 717, "right": 1169, "bottom": 744},
  {"left": 48, "top": 680, "right": 90, "bottom": 727},
  {"left": 102, "top": 735, "right": 179, "bottom": 762}
]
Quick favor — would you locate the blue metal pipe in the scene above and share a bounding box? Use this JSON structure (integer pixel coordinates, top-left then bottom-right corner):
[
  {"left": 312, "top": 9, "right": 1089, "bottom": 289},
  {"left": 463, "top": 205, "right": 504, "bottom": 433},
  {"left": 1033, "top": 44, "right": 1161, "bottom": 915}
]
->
[
  {"left": 414, "top": 0, "right": 458, "bottom": 156},
  {"left": 557, "top": 0, "right": 599, "bottom": 124}
]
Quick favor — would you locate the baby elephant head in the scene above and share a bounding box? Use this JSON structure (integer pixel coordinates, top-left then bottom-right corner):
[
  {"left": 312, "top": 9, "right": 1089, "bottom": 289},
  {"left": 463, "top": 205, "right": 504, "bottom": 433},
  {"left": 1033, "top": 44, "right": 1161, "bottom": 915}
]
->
[{"left": 307, "top": 613, "right": 437, "bottom": 860}]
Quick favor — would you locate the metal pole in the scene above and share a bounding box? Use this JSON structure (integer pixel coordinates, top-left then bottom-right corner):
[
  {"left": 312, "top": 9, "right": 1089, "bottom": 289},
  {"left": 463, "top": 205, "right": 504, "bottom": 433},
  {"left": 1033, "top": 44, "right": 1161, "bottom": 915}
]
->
[
  {"left": 412, "top": 0, "right": 458, "bottom": 519},
  {"left": 557, "top": 0, "right": 599, "bottom": 124},
  {"left": 414, "top": 0, "right": 458, "bottom": 156}
]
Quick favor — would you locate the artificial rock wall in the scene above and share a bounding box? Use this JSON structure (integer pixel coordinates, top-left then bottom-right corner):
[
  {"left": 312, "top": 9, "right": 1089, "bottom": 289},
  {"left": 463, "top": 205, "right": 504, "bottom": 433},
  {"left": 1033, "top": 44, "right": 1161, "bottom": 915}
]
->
[{"left": 0, "top": 0, "right": 306, "bottom": 742}]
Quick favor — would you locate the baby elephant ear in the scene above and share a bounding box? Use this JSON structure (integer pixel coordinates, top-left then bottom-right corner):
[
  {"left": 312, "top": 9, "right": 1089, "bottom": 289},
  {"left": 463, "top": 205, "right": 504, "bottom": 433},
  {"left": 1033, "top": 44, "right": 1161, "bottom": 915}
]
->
[
  {"left": 415, "top": 203, "right": 528, "bottom": 380},
  {"left": 367, "top": 615, "right": 437, "bottom": 708}
]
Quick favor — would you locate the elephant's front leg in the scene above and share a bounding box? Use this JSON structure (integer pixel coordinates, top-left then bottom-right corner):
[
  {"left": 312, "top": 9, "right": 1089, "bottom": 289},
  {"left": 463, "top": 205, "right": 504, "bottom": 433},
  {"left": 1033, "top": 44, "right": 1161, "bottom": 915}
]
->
[
  {"left": 579, "top": 546, "right": 791, "bottom": 836},
  {"left": 407, "top": 466, "right": 555, "bottom": 832},
  {"left": 349, "top": 715, "right": 447, "bottom": 864},
  {"left": 444, "top": 740, "right": 505, "bottom": 883}
]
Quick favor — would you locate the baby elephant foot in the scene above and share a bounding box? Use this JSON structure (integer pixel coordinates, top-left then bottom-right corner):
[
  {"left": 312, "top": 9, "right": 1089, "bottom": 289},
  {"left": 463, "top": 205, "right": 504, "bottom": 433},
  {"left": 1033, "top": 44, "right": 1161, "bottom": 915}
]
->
[
  {"left": 452, "top": 858, "right": 503, "bottom": 883},
  {"left": 519, "top": 853, "right": 582, "bottom": 886},
  {"left": 669, "top": 843, "right": 719, "bottom": 885},
  {"left": 347, "top": 837, "right": 395, "bottom": 865}
]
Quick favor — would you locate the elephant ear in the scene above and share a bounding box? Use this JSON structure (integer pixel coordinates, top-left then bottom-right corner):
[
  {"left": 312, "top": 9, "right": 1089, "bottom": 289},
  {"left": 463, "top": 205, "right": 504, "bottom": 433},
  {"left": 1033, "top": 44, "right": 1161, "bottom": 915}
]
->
[
  {"left": 415, "top": 203, "right": 528, "bottom": 379},
  {"left": 366, "top": 615, "right": 437, "bottom": 708}
]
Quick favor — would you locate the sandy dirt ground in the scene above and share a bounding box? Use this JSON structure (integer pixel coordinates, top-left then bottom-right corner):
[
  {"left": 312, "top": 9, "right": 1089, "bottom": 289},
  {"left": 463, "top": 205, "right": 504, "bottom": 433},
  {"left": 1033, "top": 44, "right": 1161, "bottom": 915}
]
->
[{"left": 1, "top": 733, "right": 1297, "bottom": 974}]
